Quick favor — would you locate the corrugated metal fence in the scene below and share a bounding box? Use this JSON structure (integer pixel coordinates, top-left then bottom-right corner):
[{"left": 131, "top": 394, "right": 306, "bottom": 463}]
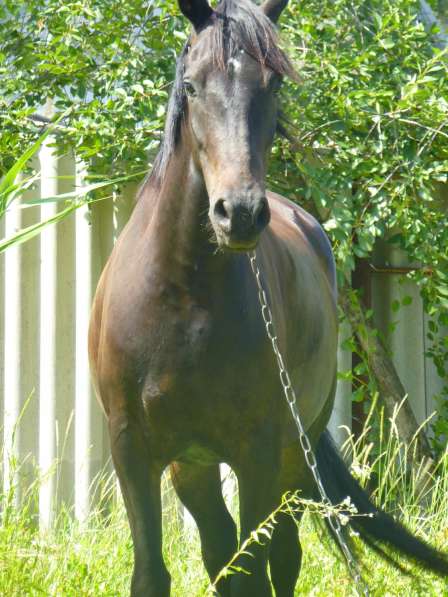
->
[{"left": 0, "top": 141, "right": 444, "bottom": 525}]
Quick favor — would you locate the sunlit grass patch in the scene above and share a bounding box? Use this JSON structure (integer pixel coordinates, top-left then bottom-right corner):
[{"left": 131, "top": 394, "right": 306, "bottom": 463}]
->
[{"left": 1, "top": 411, "right": 447, "bottom": 596}]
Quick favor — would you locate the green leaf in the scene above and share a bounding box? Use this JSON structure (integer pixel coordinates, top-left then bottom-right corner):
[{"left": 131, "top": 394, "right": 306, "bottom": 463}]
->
[
  {"left": 0, "top": 203, "right": 77, "bottom": 253},
  {"left": 391, "top": 299, "right": 401, "bottom": 313},
  {"left": 0, "top": 110, "right": 71, "bottom": 213}
]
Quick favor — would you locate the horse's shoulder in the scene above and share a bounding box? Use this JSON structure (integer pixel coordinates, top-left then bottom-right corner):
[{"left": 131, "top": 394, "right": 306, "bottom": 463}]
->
[{"left": 267, "top": 191, "right": 337, "bottom": 296}]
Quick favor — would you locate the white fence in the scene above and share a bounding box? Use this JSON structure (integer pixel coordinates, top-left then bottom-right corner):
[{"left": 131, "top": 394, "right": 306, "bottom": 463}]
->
[
  {"left": 0, "top": 141, "right": 444, "bottom": 525},
  {"left": 1, "top": 140, "right": 135, "bottom": 525}
]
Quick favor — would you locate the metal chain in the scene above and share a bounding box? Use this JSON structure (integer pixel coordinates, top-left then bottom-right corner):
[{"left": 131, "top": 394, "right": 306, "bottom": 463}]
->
[{"left": 249, "top": 251, "right": 369, "bottom": 597}]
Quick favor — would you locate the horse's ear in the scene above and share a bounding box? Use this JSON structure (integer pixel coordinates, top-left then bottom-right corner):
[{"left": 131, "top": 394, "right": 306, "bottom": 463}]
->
[
  {"left": 178, "top": 0, "right": 214, "bottom": 30},
  {"left": 260, "top": 0, "right": 288, "bottom": 23}
]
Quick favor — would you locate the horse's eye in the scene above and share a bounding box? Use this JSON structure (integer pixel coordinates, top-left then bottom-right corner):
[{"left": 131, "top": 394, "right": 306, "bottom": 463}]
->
[{"left": 184, "top": 81, "right": 197, "bottom": 97}]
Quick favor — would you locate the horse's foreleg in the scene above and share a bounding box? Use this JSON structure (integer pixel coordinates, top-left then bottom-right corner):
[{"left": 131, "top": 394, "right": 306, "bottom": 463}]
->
[
  {"left": 269, "top": 511, "right": 302, "bottom": 597},
  {"left": 170, "top": 462, "right": 237, "bottom": 596},
  {"left": 109, "top": 410, "right": 170, "bottom": 597},
  {"left": 231, "top": 444, "right": 280, "bottom": 597},
  {"left": 268, "top": 420, "right": 330, "bottom": 597}
]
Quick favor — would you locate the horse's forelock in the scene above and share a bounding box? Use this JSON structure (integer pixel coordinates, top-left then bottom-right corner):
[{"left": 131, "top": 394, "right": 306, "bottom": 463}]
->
[{"left": 213, "top": 0, "right": 294, "bottom": 77}]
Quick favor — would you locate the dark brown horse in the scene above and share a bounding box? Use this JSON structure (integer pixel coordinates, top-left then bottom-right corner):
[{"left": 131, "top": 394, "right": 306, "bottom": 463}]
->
[{"left": 89, "top": 1, "right": 448, "bottom": 595}]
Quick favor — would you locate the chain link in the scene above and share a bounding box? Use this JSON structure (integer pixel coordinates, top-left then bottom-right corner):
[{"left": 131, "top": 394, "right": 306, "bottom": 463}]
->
[{"left": 249, "top": 251, "right": 369, "bottom": 597}]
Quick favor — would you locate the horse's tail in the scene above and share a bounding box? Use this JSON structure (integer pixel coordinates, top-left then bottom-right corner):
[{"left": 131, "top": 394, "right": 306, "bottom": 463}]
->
[{"left": 315, "top": 430, "right": 448, "bottom": 576}]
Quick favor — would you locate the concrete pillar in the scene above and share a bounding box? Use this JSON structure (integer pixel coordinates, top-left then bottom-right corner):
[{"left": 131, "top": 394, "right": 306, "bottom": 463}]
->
[
  {"left": 74, "top": 161, "right": 106, "bottom": 522},
  {"left": 371, "top": 243, "right": 427, "bottom": 424},
  {"left": 328, "top": 317, "right": 352, "bottom": 447},
  {"left": 38, "top": 138, "right": 58, "bottom": 528},
  {"left": 3, "top": 186, "right": 22, "bottom": 504},
  {"left": 17, "top": 170, "right": 41, "bottom": 500},
  {"left": 54, "top": 154, "right": 76, "bottom": 511},
  {"left": 423, "top": 312, "right": 447, "bottom": 428}
]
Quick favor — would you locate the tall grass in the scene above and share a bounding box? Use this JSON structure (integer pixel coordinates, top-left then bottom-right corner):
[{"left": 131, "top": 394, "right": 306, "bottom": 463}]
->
[{"left": 0, "top": 407, "right": 447, "bottom": 596}]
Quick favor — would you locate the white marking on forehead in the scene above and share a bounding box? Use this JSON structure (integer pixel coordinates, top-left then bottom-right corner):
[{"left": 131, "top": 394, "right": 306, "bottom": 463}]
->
[{"left": 228, "top": 56, "right": 242, "bottom": 73}]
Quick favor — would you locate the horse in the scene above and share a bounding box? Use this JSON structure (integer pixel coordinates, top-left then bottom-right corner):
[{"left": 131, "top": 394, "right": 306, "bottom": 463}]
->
[{"left": 88, "top": 1, "right": 448, "bottom": 595}]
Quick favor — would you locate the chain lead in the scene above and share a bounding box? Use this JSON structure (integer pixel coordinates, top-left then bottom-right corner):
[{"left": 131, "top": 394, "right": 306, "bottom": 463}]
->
[{"left": 249, "top": 251, "right": 369, "bottom": 597}]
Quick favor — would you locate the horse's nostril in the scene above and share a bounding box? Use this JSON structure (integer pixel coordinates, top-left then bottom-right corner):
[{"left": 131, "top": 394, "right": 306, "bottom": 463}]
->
[
  {"left": 214, "top": 199, "right": 232, "bottom": 232},
  {"left": 254, "top": 198, "right": 270, "bottom": 231},
  {"left": 214, "top": 198, "right": 229, "bottom": 220}
]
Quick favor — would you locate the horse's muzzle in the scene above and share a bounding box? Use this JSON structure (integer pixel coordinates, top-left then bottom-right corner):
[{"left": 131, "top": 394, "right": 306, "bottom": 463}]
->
[{"left": 210, "top": 195, "right": 270, "bottom": 250}]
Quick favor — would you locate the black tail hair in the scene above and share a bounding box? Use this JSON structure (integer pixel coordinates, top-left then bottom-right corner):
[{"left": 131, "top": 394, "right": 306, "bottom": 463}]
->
[{"left": 315, "top": 430, "right": 448, "bottom": 577}]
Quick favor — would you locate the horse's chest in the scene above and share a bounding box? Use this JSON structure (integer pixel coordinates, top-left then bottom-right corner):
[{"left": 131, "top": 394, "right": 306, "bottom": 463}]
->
[
  {"left": 139, "top": 299, "right": 270, "bottom": 405},
  {"left": 142, "top": 304, "right": 214, "bottom": 378}
]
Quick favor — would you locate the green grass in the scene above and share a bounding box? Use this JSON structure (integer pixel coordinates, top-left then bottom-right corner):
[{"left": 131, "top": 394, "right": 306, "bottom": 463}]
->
[{"left": 1, "top": 417, "right": 448, "bottom": 596}]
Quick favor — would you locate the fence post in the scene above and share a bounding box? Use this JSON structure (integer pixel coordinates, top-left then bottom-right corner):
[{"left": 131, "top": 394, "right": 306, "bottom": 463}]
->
[
  {"left": 3, "top": 190, "right": 22, "bottom": 504},
  {"left": 39, "top": 137, "right": 58, "bottom": 528},
  {"left": 74, "top": 161, "right": 94, "bottom": 522},
  {"left": 329, "top": 318, "right": 352, "bottom": 447}
]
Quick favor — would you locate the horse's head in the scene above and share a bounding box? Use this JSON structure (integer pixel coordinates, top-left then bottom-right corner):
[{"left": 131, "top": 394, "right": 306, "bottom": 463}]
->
[{"left": 177, "top": 0, "right": 292, "bottom": 251}]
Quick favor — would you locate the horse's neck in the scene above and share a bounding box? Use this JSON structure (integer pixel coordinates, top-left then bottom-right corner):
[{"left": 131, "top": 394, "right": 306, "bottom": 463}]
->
[{"left": 140, "top": 145, "right": 233, "bottom": 284}]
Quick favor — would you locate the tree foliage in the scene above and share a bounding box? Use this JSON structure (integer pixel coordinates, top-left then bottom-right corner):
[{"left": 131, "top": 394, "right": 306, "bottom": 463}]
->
[
  {"left": 272, "top": 0, "right": 448, "bottom": 450},
  {"left": 0, "top": 0, "right": 184, "bottom": 176}
]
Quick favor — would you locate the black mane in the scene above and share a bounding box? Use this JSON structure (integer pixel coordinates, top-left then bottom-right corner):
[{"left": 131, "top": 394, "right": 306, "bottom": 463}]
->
[{"left": 146, "top": 0, "right": 295, "bottom": 189}]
